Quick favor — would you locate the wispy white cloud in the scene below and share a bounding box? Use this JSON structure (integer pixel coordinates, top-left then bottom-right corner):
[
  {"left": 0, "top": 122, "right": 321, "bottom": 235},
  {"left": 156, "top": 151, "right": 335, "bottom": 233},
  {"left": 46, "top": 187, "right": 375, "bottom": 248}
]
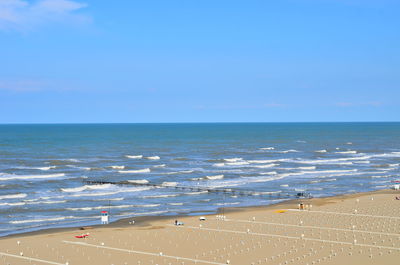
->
[{"left": 0, "top": 0, "right": 90, "bottom": 31}]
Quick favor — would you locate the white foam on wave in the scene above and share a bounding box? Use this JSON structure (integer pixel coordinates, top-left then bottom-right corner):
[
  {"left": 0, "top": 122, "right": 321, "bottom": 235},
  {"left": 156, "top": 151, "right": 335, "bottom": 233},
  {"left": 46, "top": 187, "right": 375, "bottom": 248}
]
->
[
  {"left": 168, "top": 202, "right": 184, "bottom": 206},
  {"left": 70, "top": 187, "right": 152, "bottom": 197},
  {"left": 259, "top": 171, "right": 277, "bottom": 175},
  {"left": 125, "top": 155, "right": 143, "bottom": 159},
  {"left": 253, "top": 163, "right": 278, "bottom": 169},
  {"left": 0, "top": 193, "right": 27, "bottom": 200},
  {"left": 335, "top": 150, "right": 357, "bottom": 154},
  {"left": 276, "top": 149, "right": 299, "bottom": 153},
  {"left": 66, "top": 204, "right": 160, "bottom": 212},
  {"left": 162, "top": 182, "right": 178, "bottom": 187},
  {"left": 128, "top": 179, "right": 149, "bottom": 184},
  {"left": 205, "top": 174, "right": 224, "bottom": 180},
  {"left": 118, "top": 168, "right": 151, "bottom": 174},
  {"left": 0, "top": 201, "right": 27, "bottom": 207},
  {"left": 259, "top": 147, "right": 274, "bottom": 150},
  {"left": 143, "top": 194, "right": 179, "bottom": 199},
  {"left": 226, "top": 161, "right": 250, "bottom": 166},
  {"left": 223, "top": 158, "right": 243, "bottom": 162},
  {"left": 315, "top": 150, "right": 327, "bottom": 153},
  {"left": 109, "top": 165, "right": 125, "bottom": 169},
  {"left": 17, "top": 166, "right": 57, "bottom": 171},
  {"left": 248, "top": 159, "right": 289, "bottom": 164},
  {"left": 162, "top": 170, "right": 193, "bottom": 175},
  {"left": 0, "top": 173, "right": 65, "bottom": 181},
  {"left": 10, "top": 216, "right": 77, "bottom": 224},
  {"left": 146, "top": 156, "right": 160, "bottom": 160},
  {"left": 294, "top": 155, "right": 370, "bottom": 165},
  {"left": 153, "top": 164, "right": 166, "bottom": 168},
  {"left": 61, "top": 184, "right": 113, "bottom": 193}
]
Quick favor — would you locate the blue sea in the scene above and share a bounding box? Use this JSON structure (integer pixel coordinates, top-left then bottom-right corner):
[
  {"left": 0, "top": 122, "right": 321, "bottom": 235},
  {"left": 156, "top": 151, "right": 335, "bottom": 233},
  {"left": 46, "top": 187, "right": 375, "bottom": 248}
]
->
[{"left": 0, "top": 123, "right": 399, "bottom": 236}]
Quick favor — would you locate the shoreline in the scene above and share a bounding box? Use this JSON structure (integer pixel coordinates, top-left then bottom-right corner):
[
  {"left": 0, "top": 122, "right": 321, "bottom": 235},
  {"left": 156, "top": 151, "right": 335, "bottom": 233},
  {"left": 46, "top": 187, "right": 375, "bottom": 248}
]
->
[{"left": 2, "top": 188, "right": 397, "bottom": 239}]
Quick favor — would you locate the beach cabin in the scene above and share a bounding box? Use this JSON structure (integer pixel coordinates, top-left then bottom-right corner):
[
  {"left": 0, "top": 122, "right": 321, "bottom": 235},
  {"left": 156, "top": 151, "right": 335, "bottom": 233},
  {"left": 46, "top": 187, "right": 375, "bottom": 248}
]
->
[{"left": 101, "top": 211, "right": 109, "bottom": 224}]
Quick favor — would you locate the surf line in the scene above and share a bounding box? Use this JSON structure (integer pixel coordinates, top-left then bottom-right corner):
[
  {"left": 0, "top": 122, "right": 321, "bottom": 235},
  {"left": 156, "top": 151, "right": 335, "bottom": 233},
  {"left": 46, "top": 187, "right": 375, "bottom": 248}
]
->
[
  {"left": 171, "top": 225, "right": 400, "bottom": 251},
  {"left": 62, "top": 241, "right": 226, "bottom": 265},
  {"left": 0, "top": 251, "right": 65, "bottom": 265}
]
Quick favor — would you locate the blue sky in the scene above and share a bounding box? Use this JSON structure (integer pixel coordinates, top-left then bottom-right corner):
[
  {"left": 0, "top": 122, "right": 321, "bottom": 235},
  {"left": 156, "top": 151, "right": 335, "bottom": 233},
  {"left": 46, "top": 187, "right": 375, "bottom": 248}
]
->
[{"left": 0, "top": 0, "right": 399, "bottom": 123}]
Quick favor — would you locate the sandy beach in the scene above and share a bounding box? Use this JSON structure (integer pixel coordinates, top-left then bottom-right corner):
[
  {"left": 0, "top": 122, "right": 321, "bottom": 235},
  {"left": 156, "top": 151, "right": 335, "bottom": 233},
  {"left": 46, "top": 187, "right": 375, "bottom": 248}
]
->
[{"left": 0, "top": 189, "right": 399, "bottom": 265}]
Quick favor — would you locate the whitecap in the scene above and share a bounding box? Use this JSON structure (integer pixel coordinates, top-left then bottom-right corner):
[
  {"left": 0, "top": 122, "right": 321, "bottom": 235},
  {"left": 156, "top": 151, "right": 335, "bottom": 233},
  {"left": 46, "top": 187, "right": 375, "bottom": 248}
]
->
[
  {"left": 61, "top": 184, "right": 113, "bottom": 193},
  {"left": 259, "top": 171, "right": 277, "bottom": 175},
  {"left": 0, "top": 202, "right": 26, "bottom": 207},
  {"left": 162, "top": 182, "right": 178, "bottom": 187},
  {"left": 143, "top": 194, "right": 179, "bottom": 199},
  {"left": 253, "top": 163, "right": 278, "bottom": 169},
  {"left": 162, "top": 170, "right": 193, "bottom": 175},
  {"left": 0, "top": 173, "right": 66, "bottom": 181},
  {"left": 0, "top": 193, "right": 27, "bottom": 200},
  {"left": 259, "top": 147, "right": 274, "bottom": 150},
  {"left": 109, "top": 165, "right": 125, "bottom": 169},
  {"left": 118, "top": 168, "right": 151, "bottom": 174},
  {"left": 205, "top": 174, "right": 224, "bottom": 180},
  {"left": 168, "top": 202, "right": 184, "bottom": 206},
  {"left": 146, "top": 156, "right": 160, "bottom": 160},
  {"left": 10, "top": 216, "right": 77, "bottom": 224},
  {"left": 315, "top": 150, "right": 327, "bottom": 153},
  {"left": 127, "top": 179, "right": 149, "bottom": 184},
  {"left": 223, "top": 158, "right": 243, "bottom": 162},
  {"left": 153, "top": 164, "right": 166, "bottom": 168},
  {"left": 335, "top": 150, "right": 357, "bottom": 154},
  {"left": 125, "top": 155, "right": 143, "bottom": 159},
  {"left": 276, "top": 149, "right": 299, "bottom": 153}
]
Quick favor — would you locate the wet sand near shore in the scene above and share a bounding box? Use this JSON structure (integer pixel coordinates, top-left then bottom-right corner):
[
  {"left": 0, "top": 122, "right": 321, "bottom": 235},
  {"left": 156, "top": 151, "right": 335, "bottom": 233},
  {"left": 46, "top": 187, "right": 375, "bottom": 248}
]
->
[{"left": 1, "top": 189, "right": 400, "bottom": 265}]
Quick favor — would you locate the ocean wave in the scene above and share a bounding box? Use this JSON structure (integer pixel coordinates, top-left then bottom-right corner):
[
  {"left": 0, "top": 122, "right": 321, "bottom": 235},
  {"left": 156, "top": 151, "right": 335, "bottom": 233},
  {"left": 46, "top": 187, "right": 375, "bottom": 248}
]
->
[
  {"left": 0, "top": 173, "right": 66, "bottom": 181},
  {"left": 70, "top": 187, "right": 152, "bottom": 197},
  {"left": 66, "top": 204, "right": 160, "bottom": 212},
  {"left": 162, "top": 170, "right": 194, "bottom": 175},
  {"left": 205, "top": 174, "right": 224, "bottom": 180},
  {"left": 128, "top": 179, "right": 149, "bottom": 184},
  {"left": 61, "top": 184, "right": 113, "bottom": 193},
  {"left": 162, "top": 182, "right": 178, "bottom": 187},
  {"left": 335, "top": 150, "right": 357, "bottom": 154},
  {"left": 294, "top": 156, "right": 370, "bottom": 164},
  {"left": 0, "top": 193, "right": 27, "bottom": 200},
  {"left": 282, "top": 166, "right": 316, "bottom": 170},
  {"left": 0, "top": 202, "right": 26, "bottom": 207},
  {"left": 118, "top": 168, "right": 151, "bottom": 174},
  {"left": 109, "top": 165, "right": 125, "bottom": 169},
  {"left": 153, "top": 164, "right": 166, "bottom": 168},
  {"left": 315, "top": 150, "right": 327, "bottom": 153},
  {"left": 253, "top": 163, "right": 278, "bottom": 169},
  {"left": 259, "top": 171, "right": 277, "bottom": 175},
  {"left": 125, "top": 155, "right": 143, "bottom": 159},
  {"left": 10, "top": 216, "right": 78, "bottom": 224},
  {"left": 146, "top": 156, "right": 160, "bottom": 160},
  {"left": 276, "top": 149, "right": 299, "bottom": 153},
  {"left": 168, "top": 202, "right": 184, "bottom": 206},
  {"left": 225, "top": 161, "right": 250, "bottom": 166},
  {"left": 143, "top": 194, "right": 179, "bottom": 199},
  {"left": 223, "top": 158, "right": 243, "bottom": 162},
  {"left": 259, "top": 147, "right": 274, "bottom": 150}
]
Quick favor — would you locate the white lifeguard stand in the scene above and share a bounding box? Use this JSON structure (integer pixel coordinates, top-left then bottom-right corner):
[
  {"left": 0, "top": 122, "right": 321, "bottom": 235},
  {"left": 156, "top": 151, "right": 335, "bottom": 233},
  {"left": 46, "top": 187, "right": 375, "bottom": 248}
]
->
[{"left": 101, "top": 211, "right": 109, "bottom": 224}]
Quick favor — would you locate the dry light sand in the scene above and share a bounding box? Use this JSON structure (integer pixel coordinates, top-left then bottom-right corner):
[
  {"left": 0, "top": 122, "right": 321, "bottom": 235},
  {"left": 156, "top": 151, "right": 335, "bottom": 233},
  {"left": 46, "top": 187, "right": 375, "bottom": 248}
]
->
[{"left": 1, "top": 189, "right": 400, "bottom": 265}]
